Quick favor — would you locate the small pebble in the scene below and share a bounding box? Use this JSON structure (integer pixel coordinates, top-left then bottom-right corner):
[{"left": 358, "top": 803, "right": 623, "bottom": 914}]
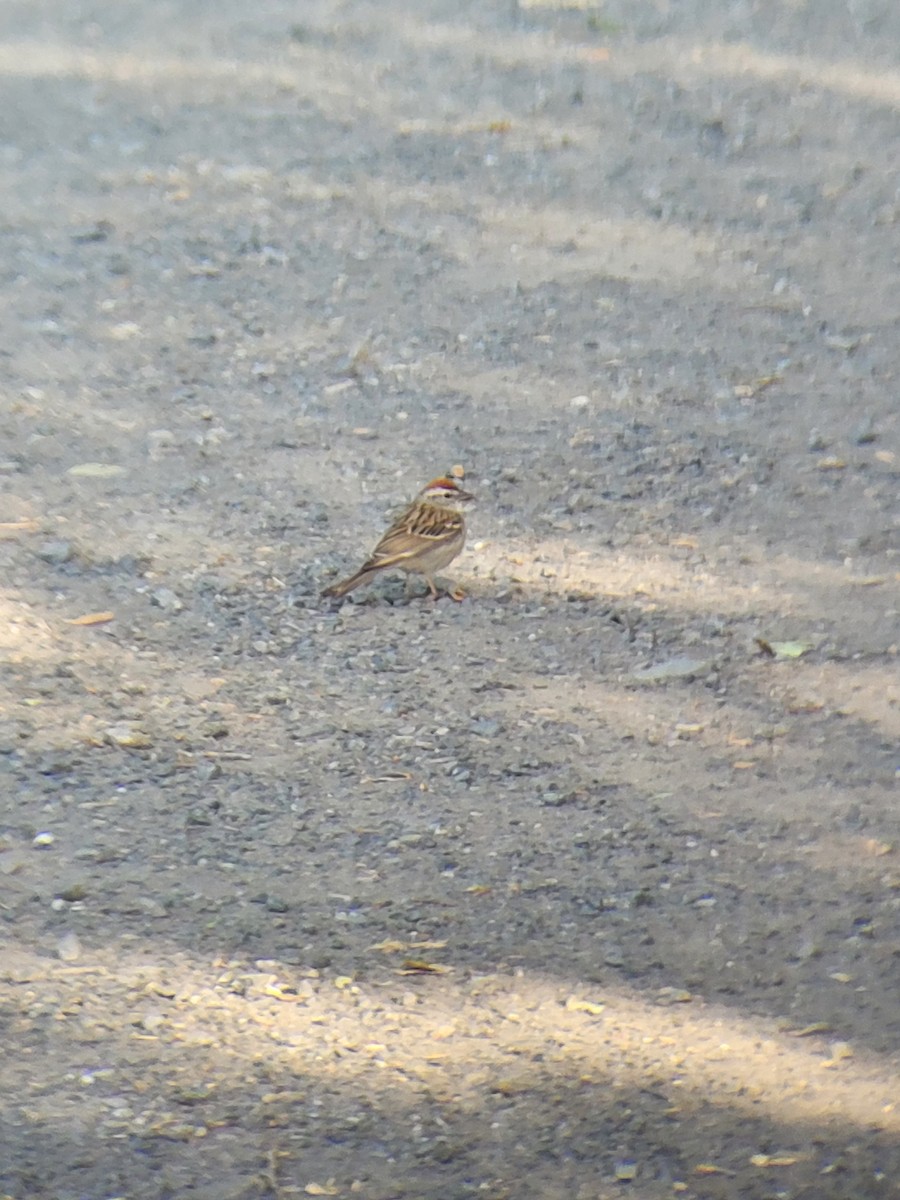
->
[
  {"left": 57, "top": 931, "right": 82, "bottom": 962},
  {"left": 37, "top": 540, "right": 74, "bottom": 565},
  {"left": 147, "top": 429, "right": 177, "bottom": 457},
  {"left": 629, "top": 656, "right": 714, "bottom": 684},
  {"left": 150, "top": 587, "right": 183, "bottom": 613},
  {"left": 853, "top": 417, "right": 877, "bottom": 444},
  {"left": 58, "top": 883, "right": 88, "bottom": 902},
  {"left": 105, "top": 724, "right": 153, "bottom": 749}
]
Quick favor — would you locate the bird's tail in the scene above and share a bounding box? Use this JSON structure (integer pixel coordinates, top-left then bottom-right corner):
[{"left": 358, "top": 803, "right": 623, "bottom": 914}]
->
[{"left": 321, "top": 567, "right": 375, "bottom": 600}]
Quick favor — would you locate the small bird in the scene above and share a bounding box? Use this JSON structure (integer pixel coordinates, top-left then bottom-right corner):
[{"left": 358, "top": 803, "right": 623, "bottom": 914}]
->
[{"left": 322, "top": 474, "right": 475, "bottom": 602}]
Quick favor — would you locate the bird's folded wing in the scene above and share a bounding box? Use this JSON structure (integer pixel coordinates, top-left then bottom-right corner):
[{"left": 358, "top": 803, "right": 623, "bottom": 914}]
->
[
  {"left": 407, "top": 508, "right": 464, "bottom": 540},
  {"left": 363, "top": 542, "right": 424, "bottom": 570},
  {"left": 363, "top": 508, "right": 462, "bottom": 571}
]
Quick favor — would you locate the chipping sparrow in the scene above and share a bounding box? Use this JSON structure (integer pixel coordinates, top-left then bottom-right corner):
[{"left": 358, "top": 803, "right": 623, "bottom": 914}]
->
[{"left": 322, "top": 474, "right": 475, "bottom": 601}]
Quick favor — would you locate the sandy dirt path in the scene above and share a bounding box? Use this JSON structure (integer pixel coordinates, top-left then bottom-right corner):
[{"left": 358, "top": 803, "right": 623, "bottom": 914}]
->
[{"left": 1, "top": 2, "right": 899, "bottom": 1197}]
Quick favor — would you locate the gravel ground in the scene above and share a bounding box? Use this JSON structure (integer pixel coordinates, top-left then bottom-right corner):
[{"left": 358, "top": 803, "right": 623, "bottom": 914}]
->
[{"left": 1, "top": 1, "right": 899, "bottom": 1197}]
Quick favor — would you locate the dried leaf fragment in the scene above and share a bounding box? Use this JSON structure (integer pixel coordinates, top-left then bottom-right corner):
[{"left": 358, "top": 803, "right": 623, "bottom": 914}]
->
[
  {"left": 491, "top": 1075, "right": 531, "bottom": 1096},
  {"left": 656, "top": 987, "right": 693, "bottom": 1004},
  {"left": 305, "top": 1183, "right": 339, "bottom": 1196},
  {"left": 733, "top": 374, "right": 780, "bottom": 399},
  {"left": 750, "top": 1154, "right": 799, "bottom": 1167},
  {"left": 398, "top": 959, "right": 451, "bottom": 975},
  {"left": 371, "top": 939, "right": 408, "bottom": 954},
  {"left": 865, "top": 839, "right": 893, "bottom": 857},
  {"left": 564, "top": 996, "right": 606, "bottom": 1016},
  {"left": 767, "top": 640, "right": 813, "bottom": 659},
  {"left": 792, "top": 1021, "right": 833, "bottom": 1037},
  {"left": 67, "top": 611, "right": 115, "bottom": 626},
  {"left": 264, "top": 983, "right": 306, "bottom": 1003}
]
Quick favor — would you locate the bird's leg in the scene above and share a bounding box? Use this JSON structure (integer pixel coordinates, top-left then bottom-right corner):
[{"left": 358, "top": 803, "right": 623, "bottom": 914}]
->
[{"left": 425, "top": 576, "right": 440, "bottom": 600}]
